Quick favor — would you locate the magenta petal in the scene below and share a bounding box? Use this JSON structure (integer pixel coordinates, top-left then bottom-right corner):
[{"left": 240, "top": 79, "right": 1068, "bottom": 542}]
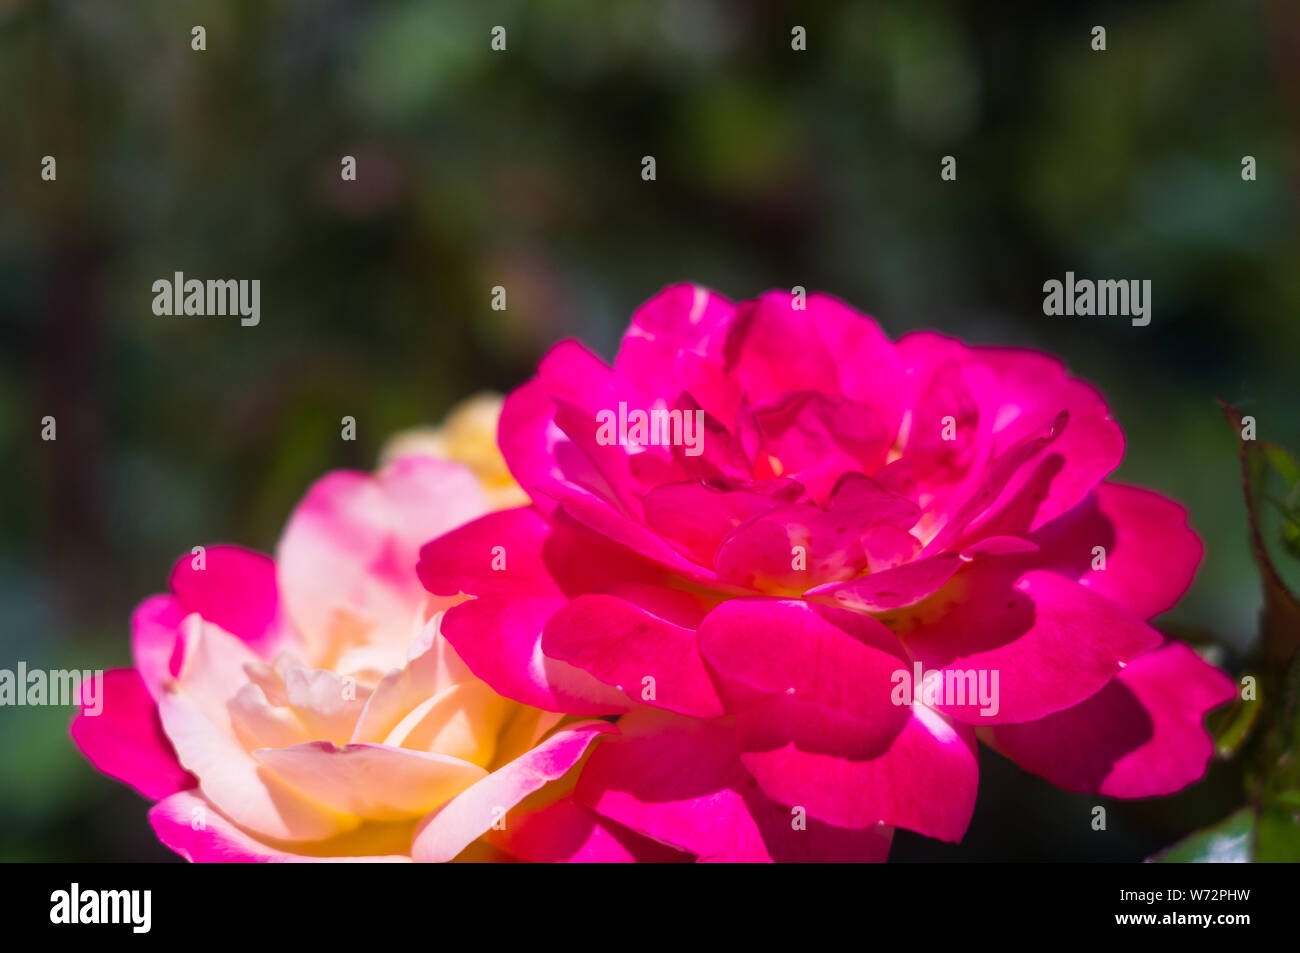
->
[
  {"left": 70, "top": 668, "right": 194, "bottom": 801},
  {"left": 1031, "top": 481, "right": 1202, "bottom": 619},
  {"left": 694, "top": 599, "right": 977, "bottom": 840},
  {"left": 499, "top": 375, "right": 567, "bottom": 516},
  {"left": 543, "top": 481, "right": 720, "bottom": 582},
  {"left": 723, "top": 292, "right": 841, "bottom": 403},
  {"left": 986, "top": 642, "right": 1235, "bottom": 797},
  {"left": 169, "top": 545, "right": 284, "bottom": 658},
  {"left": 715, "top": 474, "right": 920, "bottom": 592},
  {"left": 577, "top": 708, "right": 892, "bottom": 862},
  {"left": 494, "top": 794, "right": 690, "bottom": 862},
  {"left": 696, "top": 598, "right": 907, "bottom": 722},
  {"left": 502, "top": 339, "right": 644, "bottom": 510},
  {"left": 150, "top": 791, "right": 296, "bottom": 862},
  {"left": 923, "top": 410, "right": 1066, "bottom": 553},
  {"left": 966, "top": 347, "right": 1125, "bottom": 534},
  {"left": 737, "top": 696, "right": 979, "bottom": 842},
  {"left": 543, "top": 594, "right": 724, "bottom": 717},
  {"left": 897, "top": 567, "right": 1163, "bottom": 724},
  {"left": 668, "top": 394, "right": 753, "bottom": 481},
  {"left": 740, "top": 390, "right": 890, "bottom": 502},
  {"left": 411, "top": 721, "right": 613, "bottom": 862},
  {"left": 806, "top": 293, "right": 907, "bottom": 440},
  {"left": 904, "top": 356, "right": 988, "bottom": 491},
  {"left": 551, "top": 394, "right": 676, "bottom": 512},
  {"left": 641, "top": 480, "right": 784, "bottom": 568},
  {"left": 614, "top": 283, "right": 737, "bottom": 413},
  {"left": 808, "top": 554, "right": 963, "bottom": 612},
  {"left": 417, "top": 507, "right": 631, "bottom": 715}
]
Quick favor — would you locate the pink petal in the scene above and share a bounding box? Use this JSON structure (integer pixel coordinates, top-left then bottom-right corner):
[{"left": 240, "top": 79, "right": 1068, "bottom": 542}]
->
[
  {"left": 641, "top": 479, "right": 789, "bottom": 568},
  {"left": 1030, "top": 481, "right": 1203, "bottom": 619},
  {"left": 806, "top": 293, "right": 907, "bottom": 441},
  {"left": 131, "top": 594, "right": 187, "bottom": 700},
  {"left": 500, "top": 339, "right": 646, "bottom": 512},
  {"left": 902, "top": 354, "right": 991, "bottom": 493},
  {"left": 550, "top": 394, "right": 677, "bottom": 513},
  {"left": 614, "top": 283, "right": 737, "bottom": 414},
  {"left": 70, "top": 668, "right": 194, "bottom": 801},
  {"left": 667, "top": 394, "right": 754, "bottom": 481},
  {"left": 168, "top": 545, "right": 285, "bottom": 658},
  {"left": 492, "top": 794, "right": 691, "bottom": 863},
  {"left": 542, "top": 594, "right": 724, "bottom": 717},
  {"left": 921, "top": 409, "right": 1066, "bottom": 553},
  {"left": 737, "top": 696, "right": 979, "bottom": 842},
  {"left": 695, "top": 598, "right": 908, "bottom": 722},
  {"left": 807, "top": 554, "right": 963, "bottom": 612},
  {"left": 417, "top": 507, "right": 636, "bottom": 715},
  {"left": 695, "top": 599, "right": 978, "bottom": 840},
  {"left": 276, "top": 456, "right": 490, "bottom": 654},
  {"left": 895, "top": 566, "right": 1163, "bottom": 724},
  {"left": 499, "top": 374, "right": 568, "bottom": 516},
  {"left": 714, "top": 473, "right": 920, "bottom": 592},
  {"left": 410, "top": 721, "right": 613, "bottom": 862},
  {"left": 543, "top": 481, "right": 719, "bottom": 582},
  {"left": 576, "top": 708, "right": 893, "bottom": 862},
  {"left": 964, "top": 347, "right": 1125, "bottom": 534},
  {"left": 984, "top": 641, "right": 1235, "bottom": 798},
  {"left": 722, "top": 292, "right": 841, "bottom": 404},
  {"left": 738, "top": 390, "right": 890, "bottom": 502}
]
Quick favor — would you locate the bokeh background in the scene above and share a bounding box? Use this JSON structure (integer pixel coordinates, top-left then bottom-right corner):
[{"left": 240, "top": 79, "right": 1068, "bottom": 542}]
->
[{"left": 1, "top": 0, "right": 1297, "bottom": 861}]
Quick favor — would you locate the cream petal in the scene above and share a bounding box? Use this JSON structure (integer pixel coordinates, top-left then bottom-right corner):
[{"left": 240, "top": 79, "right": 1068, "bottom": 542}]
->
[
  {"left": 283, "top": 666, "right": 372, "bottom": 744},
  {"left": 253, "top": 742, "right": 488, "bottom": 821},
  {"left": 229, "top": 682, "right": 310, "bottom": 751},
  {"left": 157, "top": 686, "right": 355, "bottom": 841},
  {"left": 382, "top": 680, "right": 513, "bottom": 766},
  {"left": 349, "top": 632, "right": 472, "bottom": 745}
]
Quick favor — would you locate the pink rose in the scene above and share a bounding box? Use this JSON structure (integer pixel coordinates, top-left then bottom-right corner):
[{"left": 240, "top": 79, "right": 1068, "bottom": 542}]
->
[
  {"left": 418, "top": 285, "right": 1235, "bottom": 862},
  {"left": 72, "top": 455, "right": 671, "bottom": 861}
]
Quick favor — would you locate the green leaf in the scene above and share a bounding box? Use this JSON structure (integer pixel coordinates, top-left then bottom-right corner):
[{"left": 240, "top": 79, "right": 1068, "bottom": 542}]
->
[
  {"left": 1252, "top": 806, "right": 1300, "bottom": 861},
  {"left": 1148, "top": 808, "right": 1255, "bottom": 863},
  {"left": 1209, "top": 690, "right": 1261, "bottom": 758}
]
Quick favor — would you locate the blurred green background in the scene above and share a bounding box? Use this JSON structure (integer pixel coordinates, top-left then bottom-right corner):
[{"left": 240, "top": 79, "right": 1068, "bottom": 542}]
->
[{"left": 1, "top": 0, "right": 1297, "bottom": 861}]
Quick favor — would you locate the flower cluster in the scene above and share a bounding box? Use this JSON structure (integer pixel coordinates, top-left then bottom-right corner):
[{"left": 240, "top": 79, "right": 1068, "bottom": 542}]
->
[{"left": 74, "top": 286, "right": 1234, "bottom": 862}]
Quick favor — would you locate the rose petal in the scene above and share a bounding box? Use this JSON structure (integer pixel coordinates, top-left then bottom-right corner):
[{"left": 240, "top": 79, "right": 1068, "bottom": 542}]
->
[
  {"left": 1030, "top": 481, "right": 1202, "bottom": 619},
  {"left": 276, "top": 457, "right": 490, "bottom": 658},
  {"left": 543, "top": 594, "right": 724, "bottom": 717},
  {"left": 169, "top": 545, "right": 286, "bottom": 658},
  {"left": 576, "top": 708, "right": 893, "bottom": 862},
  {"left": 253, "top": 741, "right": 487, "bottom": 821},
  {"left": 984, "top": 642, "right": 1235, "bottom": 797},
  {"left": 70, "top": 668, "right": 194, "bottom": 801},
  {"left": 417, "top": 507, "right": 636, "bottom": 715},
  {"left": 737, "top": 695, "right": 979, "bottom": 842},
  {"left": 149, "top": 791, "right": 412, "bottom": 862},
  {"left": 894, "top": 566, "right": 1163, "bottom": 724},
  {"left": 411, "top": 721, "right": 613, "bottom": 861}
]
